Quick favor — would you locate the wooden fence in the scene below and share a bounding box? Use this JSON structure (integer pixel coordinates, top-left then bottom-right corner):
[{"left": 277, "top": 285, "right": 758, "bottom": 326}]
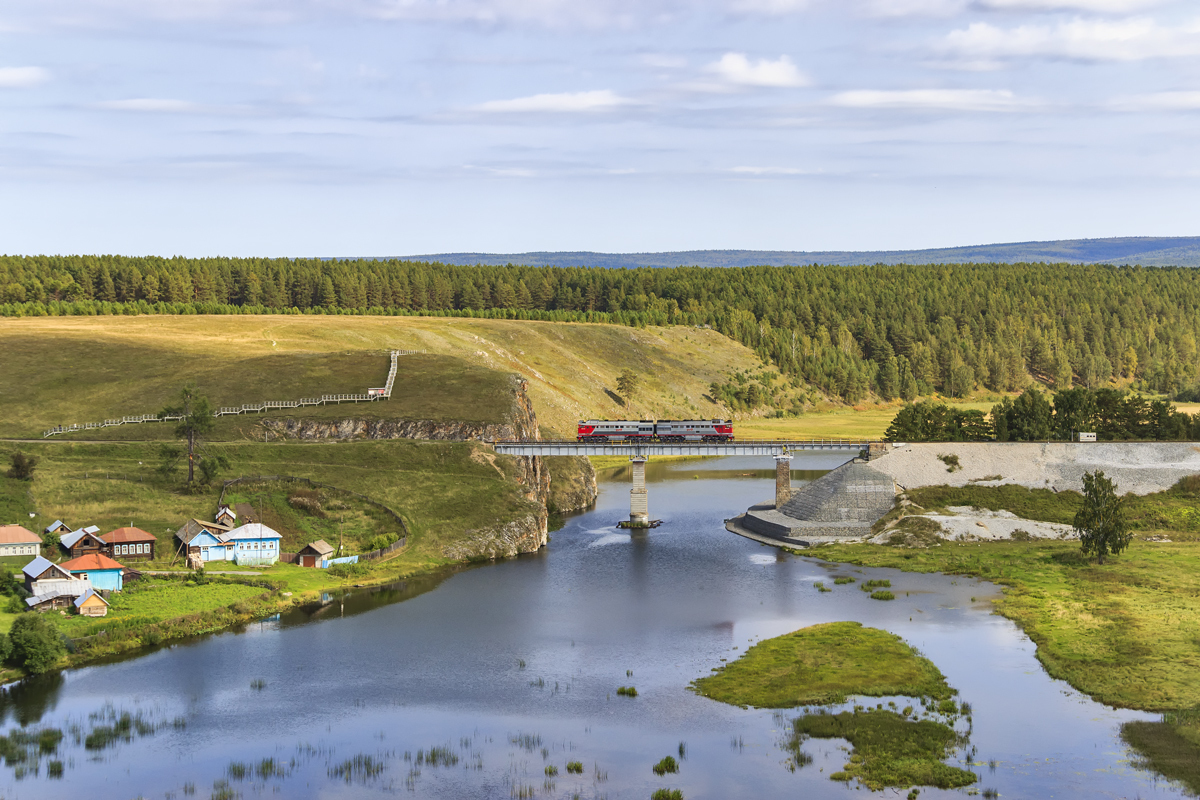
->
[
  {"left": 219, "top": 475, "right": 410, "bottom": 562},
  {"left": 43, "top": 349, "right": 420, "bottom": 438}
]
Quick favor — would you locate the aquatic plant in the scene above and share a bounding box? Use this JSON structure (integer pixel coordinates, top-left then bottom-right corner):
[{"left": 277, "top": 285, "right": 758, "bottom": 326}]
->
[
  {"left": 210, "top": 779, "right": 236, "bottom": 800},
  {"left": 814, "top": 581, "right": 831, "bottom": 592},
  {"left": 545, "top": 765, "right": 558, "bottom": 776},
  {"left": 789, "top": 708, "right": 975, "bottom": 791},
  {"left": 652, "top": 756, "right": 679, "bottom": 775},
  {"left": 250, "top": 679, "right": 267, "bottom": 691},
  {"left": 861, "top": 579, "right": 892, "bottom": 591},
  {"left": 870, "top": 590, "right": 896, "bottom": 601},
  {"left": 834, "top": 577, "right": 856, "bottom": 585},
  {"left": 227, "top": 762, "right": 248, "bottom": 780},
  {"left": 509, "top": 733, "right": 542, "bottom": 752},
  {"left": 416, "top": 746, "right": 459, "bottom": 768},
  {"left": 678, "top": 741, "right": 687, "bottom": 759},
  {"left": 566, "top": 761, "right": 583, "bottom": 774},
  {"left": 651, "top": 789, "right": 684, "bottom": 800},
  {"left": 328, "top": 754, "right": 386, "bottom": 782},
  {"left": 616, "top": 686, "right": 638, "bottom": 697}
]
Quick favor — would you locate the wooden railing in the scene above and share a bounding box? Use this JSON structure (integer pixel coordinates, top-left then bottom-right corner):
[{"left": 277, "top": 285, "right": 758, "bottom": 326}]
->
[{"left": 43, "top": 350, "right": 418, "bottom": 437}]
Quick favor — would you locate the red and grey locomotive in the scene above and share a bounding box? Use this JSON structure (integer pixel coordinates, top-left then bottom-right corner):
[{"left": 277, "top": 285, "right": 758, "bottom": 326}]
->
[{"left": 576, "top": 419, "right": 734, "bottom": 443}]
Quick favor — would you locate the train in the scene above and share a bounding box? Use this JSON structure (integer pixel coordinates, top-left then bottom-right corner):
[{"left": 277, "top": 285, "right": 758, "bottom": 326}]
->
[{"left": 576, "top": 419, "right": 734, "bottom": 443}]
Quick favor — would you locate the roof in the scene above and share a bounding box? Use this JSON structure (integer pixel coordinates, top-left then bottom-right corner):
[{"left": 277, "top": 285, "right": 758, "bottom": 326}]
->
[
  {"left": 27, "top": 590, "right": 72, "bottom": 607},
  {"left": 0, "top": 525, "right": 40, "bottom": 544},
  {"left": 103, "top": 526, "right": 156, "bottom": 544},
  {"left": 299, "top": 539, "right": 334, "bottom": 557},
  {"left": 60, "top": 529, "right": 104, "bottom": 549},
  {"left": 60, "top": 553, "right": 125, "bottom": 572},
  {"left": 74, "top": 588, "right": 109, "bottom": 608},
  {"left": 223, "top": 523, "right": 282, "bottom": 542},
  {"left": 22, "top": 555, "right": 62, "bottom": 578},
  {"left": 44, "top": 520, "right": 69, "bottom": 533},
  {"left": 216, "top": 506, "right": 236, "bottom": 518},
  {"left": 81, "top": 525, "right": 100, "bottom": 534},
  {"left": 176, "top": 519, "right": 232, "bottom": 543}
]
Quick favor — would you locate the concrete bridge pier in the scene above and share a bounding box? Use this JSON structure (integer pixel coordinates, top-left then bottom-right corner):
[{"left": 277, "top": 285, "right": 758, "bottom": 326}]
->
[
  {"left": 629, "top": 456, "right": 649, "bottom": 526},
  {"left": 774, "top": 454, "right": 793, "bottom": 508}
]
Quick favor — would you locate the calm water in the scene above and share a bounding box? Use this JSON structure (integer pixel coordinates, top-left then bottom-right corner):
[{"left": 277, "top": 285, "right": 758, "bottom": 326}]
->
[{"left": 0, "top": 456, "right": 1182, "bottom": 799}]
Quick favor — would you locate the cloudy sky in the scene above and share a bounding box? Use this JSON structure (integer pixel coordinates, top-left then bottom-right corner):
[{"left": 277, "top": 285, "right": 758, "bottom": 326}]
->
[{"left": 2, "top": 0, "right": 1199, "bottom": 256}]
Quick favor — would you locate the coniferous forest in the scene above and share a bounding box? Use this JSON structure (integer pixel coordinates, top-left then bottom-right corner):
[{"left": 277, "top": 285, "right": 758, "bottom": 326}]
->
[{"left": 3, "top": 255, "right": 1200, "bottom": 403}]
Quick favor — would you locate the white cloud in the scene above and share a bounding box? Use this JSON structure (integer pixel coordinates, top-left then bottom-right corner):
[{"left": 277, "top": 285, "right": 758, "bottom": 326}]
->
[
  {"left": 978, "top": 0, "right": 1163, "bottom": 11},
  {"left": 1111, "top": 90, "right": 1200, "bottom": 110},
  {"left": 728, "top": 0, "right": 812, "bottom": 13},
  {"left": 865, "top": 0, "right": 966, "bottom": 16},
  {"left": 0, "top": 66, "right": 50, "bottom": 88},
  {"left": 707, "top": 53, "right": 809, "bottom": 88},
  {"left": 729, "top": 165, "right": 811, "bottom": 174},
  {"left": 943, "top": 18, "right": 1200, "bottom": 63},
  {"left": 97, "top": 98, "right": 203, "bottom": 112},
  {"left": 474, "top": 89, "right": 635, "bottom": 113},
  {"left": 831, "top": 88, "right": 1028, "bottom": 111}
]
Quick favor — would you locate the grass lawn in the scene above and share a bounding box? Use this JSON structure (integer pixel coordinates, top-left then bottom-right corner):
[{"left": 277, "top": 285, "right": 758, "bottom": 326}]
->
[
  {"left": 691, "top": 621, "right": 953, "bottom": 708},
  {"left": 53, "top": 578, "right": 267, "bottom": 638}
]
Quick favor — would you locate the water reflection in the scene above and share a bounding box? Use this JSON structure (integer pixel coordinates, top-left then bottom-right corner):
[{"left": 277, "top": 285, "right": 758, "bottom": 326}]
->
[{"left": 0, "top": 453, "right": 1185, "bottom": 799}]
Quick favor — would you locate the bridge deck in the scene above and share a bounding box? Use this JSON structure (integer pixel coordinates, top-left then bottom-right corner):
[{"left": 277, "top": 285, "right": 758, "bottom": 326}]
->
[{"left": 490, "top": 439, "right": 871, "bottom": 456}]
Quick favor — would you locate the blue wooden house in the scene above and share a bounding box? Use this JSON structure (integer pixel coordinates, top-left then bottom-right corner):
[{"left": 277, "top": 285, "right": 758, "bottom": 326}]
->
[
  {"left": 225, "top": 523, "right": 282, "bottom": 566},
  {"left": 60, "top": 553, "right": 125, "bottom": 591}
]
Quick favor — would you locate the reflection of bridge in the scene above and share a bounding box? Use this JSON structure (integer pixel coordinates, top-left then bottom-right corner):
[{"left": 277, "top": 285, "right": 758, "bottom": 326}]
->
[{"left": 491, "top": 440, "right": 877, "bottom": 528}]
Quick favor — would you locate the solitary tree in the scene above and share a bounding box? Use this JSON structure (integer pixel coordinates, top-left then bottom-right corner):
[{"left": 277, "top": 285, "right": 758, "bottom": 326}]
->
[
  {"left": 616, "top": 369, "right": 639, "bottom": 403},
  {"left": 159, "top": 384, "right": 217, "bottom": 485},
  {"left": 6, "top": 452, "right": 37, "bottom": 481},
  {"left": 9, "top": 613, "right": 64, "bottom": 674},
  {"left": 1074, "top": 470, "right": 1132, "bottom": 565}
]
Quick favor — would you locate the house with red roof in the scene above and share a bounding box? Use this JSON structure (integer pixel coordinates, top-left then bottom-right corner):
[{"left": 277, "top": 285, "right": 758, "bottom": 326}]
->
[
  {"left": 60, "top": 553, "right": 126, "bottom": 591},
  {"left": 102, "top": 527, "right": 157, "bottom": 561}
]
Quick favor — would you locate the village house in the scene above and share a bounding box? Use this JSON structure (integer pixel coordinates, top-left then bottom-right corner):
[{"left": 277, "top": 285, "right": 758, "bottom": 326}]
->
[
  {"left": 215, "top": 505, "right": 237, "bottom": 527},
  {"left": 22, "top": 556, "right": 91, "bottom": 611},
  {"left": 61, "top": 526, "right": 106, "bottom": 559},
  {"left": 60, "top": 553, "right": 125, "bottom": 592},
  {"left": 103, "top": 526, "right": 157, "bottom": 560},
  {"left": 74, "top": 588, "right": 110, "bottom": 617},
  {"left": 225, "top": 523, "right": 283, "bottom": 566},
  {"left": 0, "top": 525, "right": 42, "bottom": 558},
  {"left": 43, "top": 520, "right": 72, "bottom": 536},
  {"left": 297, "top": 539, "right": 334, "bottom": 568},
  {"left": 176, "top": 519, "right": 233, "bottom": 566}
]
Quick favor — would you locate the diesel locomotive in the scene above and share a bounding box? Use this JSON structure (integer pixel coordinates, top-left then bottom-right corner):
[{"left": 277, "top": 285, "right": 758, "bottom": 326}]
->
[{"left": 576, "top": 419, "right": 734, "bottom": 443}]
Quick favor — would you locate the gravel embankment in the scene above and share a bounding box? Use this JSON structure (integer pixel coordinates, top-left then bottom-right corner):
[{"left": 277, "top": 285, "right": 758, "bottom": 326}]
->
[{"left": 870, "top": 442, "right": 1200, "bottom": 496}]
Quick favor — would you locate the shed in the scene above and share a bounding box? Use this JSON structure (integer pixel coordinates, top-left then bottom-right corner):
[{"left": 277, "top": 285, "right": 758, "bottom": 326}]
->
[
  {"left": 60, "top": 553, "right": 126, "bottom": 592},
  {"left": 103, "top": 527, "right": 157, "bottom": 561},
  {"left": 297, "top": 539, "right": 334, "bottom": 568},
  {"left": 61, "top": 528, "right": 108, "bottom": 559},
  {"left": 74, "top": 588, "right": 110, "bottom": 617},
  {"left": 0, "top": 525, "right": 42, "bottom": 558},
  {"left": 27, "top": 590, "right": 76, "bottom": 612},
  {"left": 215, "top": 505, "right": 237, "bottom": 527},
  {"left": 44, "top": 520, "right": 72, "bottom": 535}
]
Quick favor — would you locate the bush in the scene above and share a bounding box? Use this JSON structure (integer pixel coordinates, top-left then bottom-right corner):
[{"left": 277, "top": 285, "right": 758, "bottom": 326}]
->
[
  {"left": 9, "top": 614, "right": 65, "bottom": 673},
  {"left": 6, "top": 452, "right": 37, "bottom": 480}
]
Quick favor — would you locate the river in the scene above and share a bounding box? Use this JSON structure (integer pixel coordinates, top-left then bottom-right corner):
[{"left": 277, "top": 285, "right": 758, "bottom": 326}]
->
[{"left": 0, "top": 455, "right": 1182, "bottom": 799}]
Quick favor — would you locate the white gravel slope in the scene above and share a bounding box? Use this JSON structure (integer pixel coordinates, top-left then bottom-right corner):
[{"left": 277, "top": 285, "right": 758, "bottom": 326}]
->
[{"left": 870, "top": 442, "right": 1200, "bottom": 496}]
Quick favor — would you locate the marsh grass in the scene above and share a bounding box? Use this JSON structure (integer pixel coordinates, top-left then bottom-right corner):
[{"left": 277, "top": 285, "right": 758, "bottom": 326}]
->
[
  {"left": 860, "top": 579, "right": 891, "bottom": 591},
  {"left": 833, "top": 576, "right": 856, "bottom": 585},
  {"left": 651, "top": 789, "right": 684, "bottom": 800},
  {"left": 790, "top": 709, "right": 975, "bottom": 791},
  {"left": 814, "top": 581, "right": 830, "bottom": 592},
  {"left": 691, "top": 621, "right": 953, "bottom": 708},
  {"left": 328, "top": 754, "right": 386, "bottom": 782},
  {"left": 566, "top": 761, "right": 583, "bottom": 774},
  {"left": 870, "top": 590, "right": 896, "bottom": 601},
  {"left": 616, "top": 686, "right": 638, "bottom": 697},
  {"left": 652, "top": 756, "right": 679, "bottom": 776}
]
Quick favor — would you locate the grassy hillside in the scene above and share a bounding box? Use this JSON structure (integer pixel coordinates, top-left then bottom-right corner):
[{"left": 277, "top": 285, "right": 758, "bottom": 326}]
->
[
  {"left": 0, "top": 439, "right": 540, "bottom": 570},
  {"left": 0, "top": 316, "right": 770, "bottom": 438}
]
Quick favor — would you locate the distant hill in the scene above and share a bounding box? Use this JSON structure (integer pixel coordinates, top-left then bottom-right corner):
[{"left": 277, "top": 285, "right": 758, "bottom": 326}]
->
[{"left": 394, "top": 236, "right": 1200, "bottom": 268}]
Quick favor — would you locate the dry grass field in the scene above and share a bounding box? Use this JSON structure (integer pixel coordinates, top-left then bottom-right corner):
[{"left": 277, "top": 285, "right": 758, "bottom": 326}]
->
[{"left": 0, "top": 316, "right": 771, "bottom": 439}]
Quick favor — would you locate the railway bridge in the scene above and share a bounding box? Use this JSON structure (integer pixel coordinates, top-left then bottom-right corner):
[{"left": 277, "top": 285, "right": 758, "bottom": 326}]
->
[{"left": 491, "top": 440, "right": 883, "bottom": 527}]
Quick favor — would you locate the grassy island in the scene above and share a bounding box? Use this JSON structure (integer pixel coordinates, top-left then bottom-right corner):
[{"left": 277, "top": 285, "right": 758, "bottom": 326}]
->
[
  {"left": 692, "top": 622, "right": 975, "bottom": 791},
  {"left": 691, "top": 621, "right": 953, "bottom": 708}
]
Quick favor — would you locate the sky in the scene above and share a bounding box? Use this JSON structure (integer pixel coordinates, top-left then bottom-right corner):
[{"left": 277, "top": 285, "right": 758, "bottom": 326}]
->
[{"left": 2, "top": 0, "right": 1199, "bottom": 256}]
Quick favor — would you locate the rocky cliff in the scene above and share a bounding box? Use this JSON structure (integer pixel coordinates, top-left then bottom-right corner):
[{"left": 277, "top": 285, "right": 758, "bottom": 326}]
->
[
  {"left": 255, "top": 375, "right": 596, "bottom": 560},
  {"left": 545, "top": 455, "right": 599, "bottom": 514}
]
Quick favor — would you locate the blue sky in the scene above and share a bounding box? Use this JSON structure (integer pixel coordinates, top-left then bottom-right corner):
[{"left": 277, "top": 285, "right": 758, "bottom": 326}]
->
[{"left": 2, "top": 0, "right": 1199, "bottom": 256}]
